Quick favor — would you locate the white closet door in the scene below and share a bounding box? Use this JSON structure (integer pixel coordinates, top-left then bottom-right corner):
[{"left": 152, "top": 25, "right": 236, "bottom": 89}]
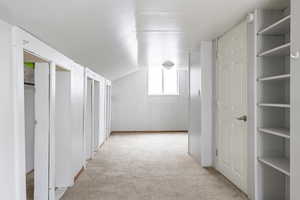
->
[
  {"left": 291, "top": 1, "right": 300, "bottom": 199},
  {"left": 94, "top": 82, "right": 100, "bottom": 150},
  {"left": 34, "top": 63, "right": 50, "bottom": 200},
  {"left": 216, "top": 21, "right": 248, "bottom": 193},
  {"left": 85, "top": 79, "right": 93, "bottom": 160}
]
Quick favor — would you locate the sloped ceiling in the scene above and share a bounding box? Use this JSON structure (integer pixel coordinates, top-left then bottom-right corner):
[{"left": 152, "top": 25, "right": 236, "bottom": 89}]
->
[{"left": 0, "top": 0, "right": 287, "bottom": 80}]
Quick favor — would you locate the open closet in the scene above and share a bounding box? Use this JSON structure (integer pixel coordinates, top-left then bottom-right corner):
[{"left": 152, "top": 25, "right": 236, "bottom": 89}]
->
[
  {"left": 255, "top": 1, "right": 292, "bottom": 199},
  {"left": 23, "top": 51, "right": 50, "bottom": 200}
]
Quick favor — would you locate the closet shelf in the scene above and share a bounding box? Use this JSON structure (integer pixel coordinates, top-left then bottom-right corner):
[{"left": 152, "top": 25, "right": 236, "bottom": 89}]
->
[
  {"left": 258, "top": 103, "right": 290, "bottom": 108},
  {"left": 258, "top": 157, "right": 290, "bottom": 176},
  {"left": 258, "top": 74, "right": 290, "bottom": 81},
  {"left": 258, "top": 15, "right": 291, "bottom": 35},
  {"left": 258, "top": 43, "right": 290, "bottom": 57},
  {"left": 259, "top": 128, "right": 290, "bottom": 139}
]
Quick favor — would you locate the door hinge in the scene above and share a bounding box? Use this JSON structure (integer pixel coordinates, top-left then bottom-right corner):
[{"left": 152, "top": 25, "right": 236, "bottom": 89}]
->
[{"left": 216, "top": 149, "right": 218, "bottom": 157}]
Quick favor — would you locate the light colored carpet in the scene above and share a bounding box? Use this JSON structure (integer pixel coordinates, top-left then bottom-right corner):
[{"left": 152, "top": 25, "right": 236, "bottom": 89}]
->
[{"left": 62, "top": 133, "right": 248, "bottom": 200}]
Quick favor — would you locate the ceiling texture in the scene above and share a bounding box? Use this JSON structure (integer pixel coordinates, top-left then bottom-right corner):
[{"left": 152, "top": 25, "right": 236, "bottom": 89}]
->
[{"left": 0, "top": 0, "right": 287, "bottom": 80}]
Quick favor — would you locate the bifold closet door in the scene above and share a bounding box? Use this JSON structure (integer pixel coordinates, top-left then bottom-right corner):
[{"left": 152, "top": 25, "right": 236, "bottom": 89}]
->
[
  {"left": 93, "top": 82, "right": 100, "bottom": 150},
  {"left": 34, "top": 63, "right": 50, "bottom": 200},
  {"left": 85, "top": 79, "right": 93, "bottom": 160},
  {"left": 291, "top": 1, "right": 300, "bottom": 199}
]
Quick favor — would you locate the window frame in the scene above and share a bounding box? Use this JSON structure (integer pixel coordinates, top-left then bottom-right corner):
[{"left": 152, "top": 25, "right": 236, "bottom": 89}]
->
[{"left": 147, "top": 67, "right": 179, "bottom": 96}]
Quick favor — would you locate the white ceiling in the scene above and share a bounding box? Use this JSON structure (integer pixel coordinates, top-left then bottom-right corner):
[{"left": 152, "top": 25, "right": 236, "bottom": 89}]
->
[{"left": 0, "top": 0, "right": 287, "bottom": 80}]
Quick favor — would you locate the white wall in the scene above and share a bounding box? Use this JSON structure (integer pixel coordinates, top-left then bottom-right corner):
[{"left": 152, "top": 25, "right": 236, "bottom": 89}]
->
[
  {"left": 188, "top": 41, "right": 213, "bottom": 167},
  {"left": 24, "top": 85, "right": 35, "bottom": 173},
  {"left": 0, "top": 19, "right": 16, "bottom": 200},
  {"left": 112, "top": 68, "right": 189, "bottom": 131}
]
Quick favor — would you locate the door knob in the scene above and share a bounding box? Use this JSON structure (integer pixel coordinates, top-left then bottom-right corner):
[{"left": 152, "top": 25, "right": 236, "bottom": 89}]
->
[
  {"left": 291, "top": 51, "right": 300, "bottom": 60},
  {"left": 236, "top": 115, "right": 247, "bottom": 122}
]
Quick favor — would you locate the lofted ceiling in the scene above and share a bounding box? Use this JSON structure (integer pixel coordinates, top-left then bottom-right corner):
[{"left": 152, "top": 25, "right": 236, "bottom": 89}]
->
[{"left": 0, "top": 0, "right": 287, "bottom": 80}]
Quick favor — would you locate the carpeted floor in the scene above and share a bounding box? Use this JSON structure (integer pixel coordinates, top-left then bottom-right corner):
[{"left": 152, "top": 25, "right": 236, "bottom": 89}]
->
[{"left": 61, "top": 133, "right": 248, "bottom": 200}]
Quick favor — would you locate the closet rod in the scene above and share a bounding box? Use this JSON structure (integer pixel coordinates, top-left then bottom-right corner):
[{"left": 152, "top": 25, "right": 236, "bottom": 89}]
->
[{"left": 24, "top": 82, "right": 35, "bottom": 86}]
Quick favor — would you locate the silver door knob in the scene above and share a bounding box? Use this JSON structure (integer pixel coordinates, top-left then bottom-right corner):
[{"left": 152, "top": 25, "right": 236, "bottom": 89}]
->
[{"left": 236, "top": 115, "right": 247, "bottom": 122}]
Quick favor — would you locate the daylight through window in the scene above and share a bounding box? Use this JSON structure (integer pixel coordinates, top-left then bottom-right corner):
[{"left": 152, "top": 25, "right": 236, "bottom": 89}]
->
[{"left": 148, "top": 67, "right": 178, "bottom": 95}]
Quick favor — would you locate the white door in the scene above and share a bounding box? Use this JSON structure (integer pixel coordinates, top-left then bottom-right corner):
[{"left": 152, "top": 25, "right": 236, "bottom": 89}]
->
[
  {"left": 85, "top": 79, "right": 93, "bottom": 160},
  {"left": 34, "top": 63, "right": 50, "bottom": 200},
  {"left": 216, "top": 21, "right": 248, "bottom": 193}
]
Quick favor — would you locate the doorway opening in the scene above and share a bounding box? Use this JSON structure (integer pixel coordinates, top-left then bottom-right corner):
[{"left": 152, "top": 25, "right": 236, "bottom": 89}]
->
[{"left": 24, "top": 51, "right": 50, "bottom": 200}]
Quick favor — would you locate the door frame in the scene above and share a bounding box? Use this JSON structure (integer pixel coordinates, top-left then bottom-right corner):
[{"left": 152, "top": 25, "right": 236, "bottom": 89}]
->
[
  {"left": 11, "top": 27, "right": 74, "bottom": 200},
  {"left": 83, "top": 68, "right": 106, "bottom": 163},
  {"left": 212, "top": 16, "right": 256, "bottom": 199}
]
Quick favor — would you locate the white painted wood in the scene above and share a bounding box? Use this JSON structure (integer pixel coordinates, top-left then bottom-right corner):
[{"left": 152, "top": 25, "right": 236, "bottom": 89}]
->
[
  {"left": 49, "top": 62, "right": 56, "bottom": 200},
  {"left": 259, "top": 128, "right": 290, "bottom": 139},
  {"left": 216, "top": 20, "right": 248, "bottom": 193},
  {"left": 34, "top": 63, "right": 50, "bottom": 200},
  {"left": 291, "top": 0, "right": 300, "bottom": 199},
  {"left": 0, "top": 20, "right": 20, "bottom": 200},
  {"left": 200, "top": 41, "right": 213, "bottom": 167},
  {"left": 246, "top": 15, "right": 257, "bottom": 200},
  {"left": 99, "top": 82, "right": 107, "bottom": 145},
  {"left": 24, "top": 85, "right": 35, "bottom": 173},
  {"left": 258, "top": 157, "right": 290, "bottom": 176},
  {"left": 55, "top": 70, "right": 72, "bottom": 188},
  {"left": 94, "top": 81, "right": 100, "bottom": 150},
  {"left": 70, "top": 64, "right": 85, "bottom": 178},
  {"left": 258, "top": 43, "right": 291, "bottom": 57},
  {"left": 258, "top": 15, "right": 290, "bottom": 35},
  {"left": 188, "top": 50, "right": 202, "bottom": 164},
  {"left": 258, "top": 74, "right": 290, "bottom": 81},
  {"left": 85, "top": 79, "right": 93, "bottom": 160},
  {"left": 258, "top": 103, "right": 290, "bottom": 108}
]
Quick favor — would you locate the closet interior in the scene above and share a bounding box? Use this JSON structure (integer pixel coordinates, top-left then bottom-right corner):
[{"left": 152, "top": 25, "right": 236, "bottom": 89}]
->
[{"left": 256, "top": 2, "right": 291, "bottom": 200}]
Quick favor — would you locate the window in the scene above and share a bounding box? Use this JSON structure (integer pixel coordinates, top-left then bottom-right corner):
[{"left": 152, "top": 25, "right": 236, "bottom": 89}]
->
[{"left": 148, "top": 67, "right": 179, "bottom": 95}]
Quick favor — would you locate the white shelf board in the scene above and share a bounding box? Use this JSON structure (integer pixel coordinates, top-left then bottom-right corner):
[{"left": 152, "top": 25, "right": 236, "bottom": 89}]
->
[
  {"left": 258, "top": 157, "right": 290, "bottom": 176},
  {"left": 258, "top": 74, "right": 290, "bottom": 81},
  {"left": 259, "top": 128, "right": 290, "bottom": 139},
  {"left": 258, "top": 15, "right": 291, "bottom": 35},
  {"left": 258, "top": 43, "right": 290, "bottom": 57},
  {"left": 258, "top": 103, "right": 290, "bottom": 108}
]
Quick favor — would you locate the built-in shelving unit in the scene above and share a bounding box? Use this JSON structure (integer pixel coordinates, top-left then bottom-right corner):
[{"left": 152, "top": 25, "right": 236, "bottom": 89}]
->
[{"left": 256, "top": 6, "right": 291, "bottom": 200}]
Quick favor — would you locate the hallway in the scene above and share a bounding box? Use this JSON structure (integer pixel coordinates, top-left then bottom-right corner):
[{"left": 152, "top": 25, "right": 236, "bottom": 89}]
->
[{"left": 62, "top": 133, "right": 247, "bottom": 200}]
